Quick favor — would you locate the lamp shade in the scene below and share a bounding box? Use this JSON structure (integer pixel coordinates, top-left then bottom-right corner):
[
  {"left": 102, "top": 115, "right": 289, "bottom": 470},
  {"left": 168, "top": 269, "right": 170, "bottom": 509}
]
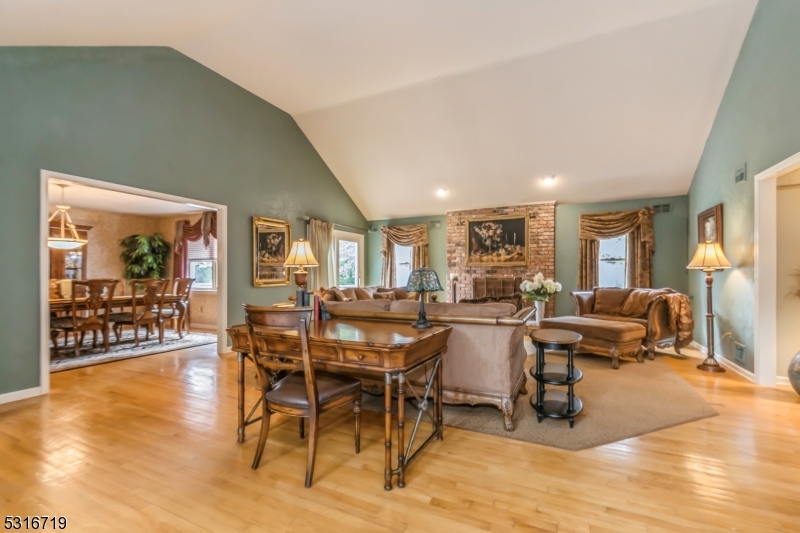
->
[
  {"left": 284, "top": 239, "right": 319, "bottom": 268},
  {"left": 687, "top": 241, "right": 732, "bottom": 271},
  {"left": 405, "top": 266, "right": 443, "bottom": 292}
]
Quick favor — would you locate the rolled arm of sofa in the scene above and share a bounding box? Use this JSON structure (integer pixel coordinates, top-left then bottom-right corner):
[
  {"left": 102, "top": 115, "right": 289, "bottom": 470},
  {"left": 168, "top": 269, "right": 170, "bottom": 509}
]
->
[
  {"left": 571, "top": 291, "right": 594, "bottom": 316},
  {"left": 645, "top": 295, "right": 676, "bottom": 343}
]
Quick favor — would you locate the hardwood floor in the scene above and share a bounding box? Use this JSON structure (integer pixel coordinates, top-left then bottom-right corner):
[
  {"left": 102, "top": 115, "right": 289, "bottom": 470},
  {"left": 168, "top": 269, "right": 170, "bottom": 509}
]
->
[{"left": 1, "top": 345, "right": 798, "bottom": 532}]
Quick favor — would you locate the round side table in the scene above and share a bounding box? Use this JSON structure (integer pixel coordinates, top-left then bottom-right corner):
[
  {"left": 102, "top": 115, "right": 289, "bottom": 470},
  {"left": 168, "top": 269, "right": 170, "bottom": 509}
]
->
[{"left": 529, "top": 329, "right": 583, "bottom": 428}]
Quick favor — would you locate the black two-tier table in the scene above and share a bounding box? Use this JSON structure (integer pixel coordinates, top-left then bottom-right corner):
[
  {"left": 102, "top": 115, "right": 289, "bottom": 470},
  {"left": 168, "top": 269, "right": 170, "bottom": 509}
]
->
[{"left": 529, "top": 329, "right": 584, "bottom": 428}]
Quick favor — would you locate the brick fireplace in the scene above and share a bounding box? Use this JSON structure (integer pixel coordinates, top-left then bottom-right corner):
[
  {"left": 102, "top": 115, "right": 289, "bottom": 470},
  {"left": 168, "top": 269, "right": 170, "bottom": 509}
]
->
[{"left": 446, "top": 202, "right": 556, "bottom": 318}]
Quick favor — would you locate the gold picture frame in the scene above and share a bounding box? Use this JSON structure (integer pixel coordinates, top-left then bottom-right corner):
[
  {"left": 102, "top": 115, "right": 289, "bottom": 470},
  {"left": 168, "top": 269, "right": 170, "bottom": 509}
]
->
[
  {"left": 466, "top": 214, "right": 529, "bottom": 267},
  {"left": 253, "top": 216, "right": 291, "bottom": 287},
  {"left": 697, "top": 204, "right": 723, "bottom": 244}
]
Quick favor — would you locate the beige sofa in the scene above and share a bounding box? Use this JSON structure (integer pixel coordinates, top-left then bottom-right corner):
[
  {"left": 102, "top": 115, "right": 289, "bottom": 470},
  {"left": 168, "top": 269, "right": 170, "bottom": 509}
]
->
[{"left": 326, "top": 299, "right": 535, "bottom": 431}]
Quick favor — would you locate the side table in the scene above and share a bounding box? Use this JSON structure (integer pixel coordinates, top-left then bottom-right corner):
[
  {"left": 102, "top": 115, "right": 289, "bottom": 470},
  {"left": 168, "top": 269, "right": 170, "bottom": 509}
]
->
[{"left": 529, "top": 329, "right": 583, "bottom": 428}]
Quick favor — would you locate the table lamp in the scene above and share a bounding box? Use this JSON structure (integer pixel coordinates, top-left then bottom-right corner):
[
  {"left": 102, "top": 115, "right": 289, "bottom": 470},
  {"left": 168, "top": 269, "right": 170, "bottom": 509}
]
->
[
  {"left": 405, "top": 266, "right": 443, "bottom": 329},
  {"left": 284, "top": 239, "right": 318, "bottom": 290},
  {"left": 687, "top": 240, "right": 732, "bottom": 372}
]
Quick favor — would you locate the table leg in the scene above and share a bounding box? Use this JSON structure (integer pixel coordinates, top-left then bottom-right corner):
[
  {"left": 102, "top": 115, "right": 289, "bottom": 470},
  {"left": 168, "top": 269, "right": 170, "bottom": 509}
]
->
[
  {"left": 537, "top": 345, "right": 545, "bottom": 409},
  {"left": 436, "top": 354, "right": 443, "bottom": 441},
  {"left": 237, "top": 352, "right": 245, "bottom": 443},
  {"left": 384, "top": 373, "right": 393, "bottom": 491},
  {"left": 397, "top": 373, "right": 406, "bottom": 488}
]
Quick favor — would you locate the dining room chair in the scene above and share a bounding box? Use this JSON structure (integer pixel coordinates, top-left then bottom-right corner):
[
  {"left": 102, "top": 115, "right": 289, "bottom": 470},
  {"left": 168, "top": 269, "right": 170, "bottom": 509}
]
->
[
  {"left": 50, "top": 279, "right": 118, "bottom": 358},
  {"left": 162, "top": 278, "right": 194, "bottom": 338},
  {"left": 243, "top": 304, "right": 362, "bottom": 488},
  {"left": 110, "top": 279, "right": 168, "bottom": 347}
]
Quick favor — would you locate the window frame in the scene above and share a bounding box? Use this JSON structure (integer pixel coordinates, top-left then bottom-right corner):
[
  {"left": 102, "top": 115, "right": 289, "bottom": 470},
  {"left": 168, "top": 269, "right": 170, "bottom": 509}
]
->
[
  {"left": 332, "top": 229, "right": 364, "bottom": 288},
  {"left": 185, "top": 235, "right": 218, "bottom": 292}
]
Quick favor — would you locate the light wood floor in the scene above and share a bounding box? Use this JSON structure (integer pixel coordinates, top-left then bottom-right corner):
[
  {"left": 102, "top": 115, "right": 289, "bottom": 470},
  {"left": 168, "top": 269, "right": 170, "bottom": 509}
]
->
[{"left": 1, "top": 345, "right": 799, "bottom": 533}]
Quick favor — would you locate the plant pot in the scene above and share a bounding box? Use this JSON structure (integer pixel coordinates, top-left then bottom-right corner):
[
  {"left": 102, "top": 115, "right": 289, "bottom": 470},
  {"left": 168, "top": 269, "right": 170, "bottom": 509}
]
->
[
  {"left": 534, "top": 300, "right": 546, "bottom": 326},
  {"left": 789, "top": 351, "right": 800, "bottom": 396}
]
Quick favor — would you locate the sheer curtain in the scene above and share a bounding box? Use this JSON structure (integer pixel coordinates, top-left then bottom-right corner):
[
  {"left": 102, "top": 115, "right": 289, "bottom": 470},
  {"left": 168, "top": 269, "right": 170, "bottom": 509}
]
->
[
  {"left": 577, "top": 207, "right": 654, "bottom": 290},
  {"left": 307, "top": 219, "right": 335, "bottom": 290},
  {"left": 381, "top": 224, "right": 429, "bottom": 287}
]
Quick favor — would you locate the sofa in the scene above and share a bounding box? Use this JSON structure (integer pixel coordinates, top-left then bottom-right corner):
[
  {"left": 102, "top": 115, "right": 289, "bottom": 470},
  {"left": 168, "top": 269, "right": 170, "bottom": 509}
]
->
[
  {"left": 319, "top": 285, "right": 421, "bottom": 302},
  {"left": 570, "top": 287, "right": 688, "bottom": 359},
  {"left": 326, "top": 299, "right": 535, "bottom": 431}
]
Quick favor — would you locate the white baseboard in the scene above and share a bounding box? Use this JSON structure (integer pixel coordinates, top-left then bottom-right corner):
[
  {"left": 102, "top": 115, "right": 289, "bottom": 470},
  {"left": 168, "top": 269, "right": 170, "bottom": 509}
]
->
[
  {"left": 689, "top": 341, "right": 755, "bottom": 382},
  {"left": 776, "top": 376, "right": 790, "bottom": 386},
  {"left": 0, "top": 386, "right": 44, "bottom": 405}
]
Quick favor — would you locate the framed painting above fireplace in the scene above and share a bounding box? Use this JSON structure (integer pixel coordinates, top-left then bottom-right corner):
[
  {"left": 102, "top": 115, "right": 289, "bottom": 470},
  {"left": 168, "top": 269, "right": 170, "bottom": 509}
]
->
[{"left": 466, "top": 214, "right": 529, "bottom": 266}]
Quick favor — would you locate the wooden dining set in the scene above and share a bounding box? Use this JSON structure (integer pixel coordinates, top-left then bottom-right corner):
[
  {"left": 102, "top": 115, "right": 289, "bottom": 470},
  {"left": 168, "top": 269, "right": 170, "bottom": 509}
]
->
[{"left": 49, "top": 277, "right": 194, "bottom": 358}]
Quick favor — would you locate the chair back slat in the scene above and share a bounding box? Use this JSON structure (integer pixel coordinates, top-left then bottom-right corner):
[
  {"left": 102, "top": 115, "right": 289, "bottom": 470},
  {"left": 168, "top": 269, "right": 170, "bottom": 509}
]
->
[
  {"left": 131, "top": 279, "right": 167, "bottom": 321},
  {"left": 243, "top": 305, "right": 317, "bottom": 408},
  {"left": 70, "top": 279, "right": 118, "bottom": 328},
  {"left": 173, "top": 278, "right": 194, "bottom": 302}
]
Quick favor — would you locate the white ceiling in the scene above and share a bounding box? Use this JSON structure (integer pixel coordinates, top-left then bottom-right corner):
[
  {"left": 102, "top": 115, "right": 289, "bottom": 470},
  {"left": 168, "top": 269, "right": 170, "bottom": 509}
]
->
[
  {"left": 4, "top": 0, "right": 757, "bottom": 219},
  {"left": 48, "top": 180, "right": 206, "bottom": 216}
]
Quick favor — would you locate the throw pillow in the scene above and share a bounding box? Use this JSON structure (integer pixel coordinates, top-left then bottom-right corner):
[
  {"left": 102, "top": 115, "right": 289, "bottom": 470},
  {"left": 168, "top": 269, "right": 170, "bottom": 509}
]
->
[
  {"left": 340, "top": 287, "right": 358, "bottom": 301},
  {"left": 331, "top": 288, "right": 353, "bottom": 302},
  {"left": 320, "top": 288, "right": 337, "bottom": 302},
  {"left": 377, "top": 287, "right": 410, "bottom": 300},
  {"left": 373, "top": 291, "right": 396, "bottom": 301},
  {"left": 354, "top": 287, "right": 376, "bottom": 300},
  {"left": 593, "top": 288, "right": 632, "bottom": 315},
  {"left": 620, "top": 289, "right": 651, "bottom": 317}
]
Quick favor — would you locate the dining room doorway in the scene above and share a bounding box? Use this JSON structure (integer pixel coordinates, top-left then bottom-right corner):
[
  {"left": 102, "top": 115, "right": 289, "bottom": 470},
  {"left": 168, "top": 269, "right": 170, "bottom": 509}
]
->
[{"left": 39, "top": 170, "right": 228, "bottom": 394}]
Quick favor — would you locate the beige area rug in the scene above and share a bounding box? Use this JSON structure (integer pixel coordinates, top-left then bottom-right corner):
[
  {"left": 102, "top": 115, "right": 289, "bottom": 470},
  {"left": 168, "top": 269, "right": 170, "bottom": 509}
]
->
[
  {"left": 50, "top": 331, "right": 217, "bottom": 373},
  {"left": 363, "top": 352, "right": 718, "bottom": 451}
]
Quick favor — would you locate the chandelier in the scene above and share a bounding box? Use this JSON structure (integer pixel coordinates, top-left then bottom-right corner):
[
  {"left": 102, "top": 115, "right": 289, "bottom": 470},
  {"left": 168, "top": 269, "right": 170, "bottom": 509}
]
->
[{"left": 47, "top": 184, "right": 88, "bottom": 250}]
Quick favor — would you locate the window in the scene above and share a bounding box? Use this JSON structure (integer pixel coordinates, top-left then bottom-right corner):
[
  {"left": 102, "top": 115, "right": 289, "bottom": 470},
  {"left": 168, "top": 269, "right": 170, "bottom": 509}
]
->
[
  {"left": 333, "top": 230, "right": 364, "bottom": 288},
  {"left": 187, "top": 236, "right": 217, "bottom": 290},
  {"left": 598, "top": 235, "right": 627, "bottom": 288},
  {"left": 394, "top": 245, "right": 413, "bottom": 288}
]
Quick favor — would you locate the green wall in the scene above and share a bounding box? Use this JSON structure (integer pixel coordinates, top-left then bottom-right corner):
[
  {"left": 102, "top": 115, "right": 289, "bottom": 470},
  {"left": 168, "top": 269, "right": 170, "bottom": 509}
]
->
[
  {"left": 554, "top": 196, "right": 689, "bottom": 316},
  {"left": 365, "top": 215, "right": 447, "bottom": 297},
  {"left": 687, "top": 0, "right": 800, "bottom": 373},
  {"left": 0, "top": 47, "right": 366, "bottom": 396}
]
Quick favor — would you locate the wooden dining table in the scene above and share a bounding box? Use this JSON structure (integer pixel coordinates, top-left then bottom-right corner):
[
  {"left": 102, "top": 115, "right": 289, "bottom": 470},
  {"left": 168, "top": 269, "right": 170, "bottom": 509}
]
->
[
  {"left": 49, "top": 294, "right": 185, "bottom": 325},
  {"left": 228, "top": 317, "right": 452, "bottom": 490}
]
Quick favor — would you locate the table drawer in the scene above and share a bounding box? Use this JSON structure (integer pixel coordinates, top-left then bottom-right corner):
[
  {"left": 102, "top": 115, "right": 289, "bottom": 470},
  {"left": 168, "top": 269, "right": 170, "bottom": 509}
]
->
[
  {"left": 309, "top": 344, "right": 338, "bottom": 361},
  {"left": 268, "top": 339, "right": 301, "bottom": 355},
  {"left": 341, "top": 347, "right": 382, "bottom": 367}
]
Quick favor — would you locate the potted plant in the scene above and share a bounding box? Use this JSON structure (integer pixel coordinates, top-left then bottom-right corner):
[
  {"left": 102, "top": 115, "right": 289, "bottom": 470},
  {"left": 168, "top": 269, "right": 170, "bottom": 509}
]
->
[
  {"left": 520, "top": 273, "right": 562, "bottom": 325},
  {"left": 119, "top": 233, "right": 171, "bottom": 280}
]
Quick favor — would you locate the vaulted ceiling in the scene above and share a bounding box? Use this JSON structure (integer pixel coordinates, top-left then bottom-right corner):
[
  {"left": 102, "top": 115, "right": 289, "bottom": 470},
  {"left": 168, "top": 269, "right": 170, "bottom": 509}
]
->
[{"left": 1, "top": 0, "right": 757, "bottom": 219}]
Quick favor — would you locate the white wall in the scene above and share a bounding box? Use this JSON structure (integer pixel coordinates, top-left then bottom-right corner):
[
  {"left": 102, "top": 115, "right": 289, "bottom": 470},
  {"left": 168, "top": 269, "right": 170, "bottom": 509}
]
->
[{"left": 776, "top": 169, "right": 800, "bottom": 377}]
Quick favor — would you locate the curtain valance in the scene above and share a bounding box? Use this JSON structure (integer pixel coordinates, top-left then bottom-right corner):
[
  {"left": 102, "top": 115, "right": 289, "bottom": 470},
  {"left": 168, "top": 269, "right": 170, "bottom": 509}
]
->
[
  {"left": 173, "top": 212, "right": 217, "bottom": 278},
  {"left": 578, "top": 207, "right": 654, "bottom": 290},
  {"left": 381, "top": 224, "right": 429, "bottom": 288}
]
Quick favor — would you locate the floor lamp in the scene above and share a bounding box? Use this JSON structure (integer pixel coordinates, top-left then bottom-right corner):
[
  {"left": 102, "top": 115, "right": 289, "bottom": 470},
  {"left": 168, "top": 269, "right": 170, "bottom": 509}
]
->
[{"left": 686, "top": 240, "right": 732, "bottom": 372}]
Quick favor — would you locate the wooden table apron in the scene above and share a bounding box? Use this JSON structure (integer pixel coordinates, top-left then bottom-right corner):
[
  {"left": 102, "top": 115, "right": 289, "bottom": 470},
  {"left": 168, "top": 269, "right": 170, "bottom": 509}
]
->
[{"left": 228, "top": 318, "right": 452, "bottom": 490}]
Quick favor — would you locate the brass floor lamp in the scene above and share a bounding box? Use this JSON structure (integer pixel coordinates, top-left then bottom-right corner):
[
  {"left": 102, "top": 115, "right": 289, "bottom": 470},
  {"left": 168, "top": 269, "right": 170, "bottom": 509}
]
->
[{"left": 686, "top": 240, "right": 732, "bottom": 372}]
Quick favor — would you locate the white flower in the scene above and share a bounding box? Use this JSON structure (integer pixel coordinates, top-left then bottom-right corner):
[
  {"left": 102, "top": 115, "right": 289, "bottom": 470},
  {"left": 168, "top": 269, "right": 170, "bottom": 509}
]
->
[
  {"left": 532, "top": 281, "right": 542, "bottom": 291},
  {"left": 520, "top": 280, "right": 533, "bottom": 292},
  {"left": 544, "top": 280, "right": 555, "bottom": 293},
  {"left": 554, "top": 282, "right": 562, "bottom": 292},
  {"left": 534, "top": 272, "right": 545, "bottom": 282}
]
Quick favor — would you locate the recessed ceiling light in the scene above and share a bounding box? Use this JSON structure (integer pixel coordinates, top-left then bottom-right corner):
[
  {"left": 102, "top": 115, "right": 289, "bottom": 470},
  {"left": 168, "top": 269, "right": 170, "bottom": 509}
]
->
[
  {"left": 541, "top": 175, "right": 556, "bottom": 185},
  {"left": 436, "top": 188, "right": 448, "bottom": 197}
]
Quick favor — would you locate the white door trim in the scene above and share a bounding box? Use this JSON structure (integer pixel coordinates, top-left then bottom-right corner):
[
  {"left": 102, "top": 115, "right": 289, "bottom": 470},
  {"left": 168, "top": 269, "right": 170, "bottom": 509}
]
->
[
  {"left": 754, "top": 151, "right": 800, "bottom": 386},
  {"left": 23, "top": 169, "right": 230, "bottom": 406},
  {"left": 333, "top": 229, "right": 365, "bottom": 287}
]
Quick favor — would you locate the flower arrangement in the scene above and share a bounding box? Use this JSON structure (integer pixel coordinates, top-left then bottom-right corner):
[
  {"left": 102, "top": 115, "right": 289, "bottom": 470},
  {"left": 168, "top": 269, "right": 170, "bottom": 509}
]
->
[{"left": 520, "top": 273, "right": 562, "bottom": 302}]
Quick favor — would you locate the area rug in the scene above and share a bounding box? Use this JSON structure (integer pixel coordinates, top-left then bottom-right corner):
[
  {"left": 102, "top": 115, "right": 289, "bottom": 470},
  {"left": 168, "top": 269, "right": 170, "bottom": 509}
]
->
[
  {"left": 50, "top": 331, "right": 217, "bottom": 373},
  {"left": 362, "top": 352, "right": 718, "bottom": 451}
]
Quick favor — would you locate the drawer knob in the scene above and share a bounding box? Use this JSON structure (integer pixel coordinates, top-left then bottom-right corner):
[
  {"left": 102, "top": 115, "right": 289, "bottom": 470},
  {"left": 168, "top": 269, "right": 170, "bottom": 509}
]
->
[{"left": 358, "top": 354, "right": 364, "bottom": 360}]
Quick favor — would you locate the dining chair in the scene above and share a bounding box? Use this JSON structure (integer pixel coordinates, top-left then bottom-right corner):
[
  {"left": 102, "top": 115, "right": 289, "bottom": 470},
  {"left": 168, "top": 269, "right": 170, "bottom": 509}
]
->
[
  {"left": 50, "top": 279, "right": 118, "bottom": 358},
  {"left": 243, "top": 304, "right": 362, "bottom": 488},
  {"left": 110, "top": 279, "right": 168, "bottom": 347},
  {"left": 162, "top": 278, "right": 194, "bottom": 338}
]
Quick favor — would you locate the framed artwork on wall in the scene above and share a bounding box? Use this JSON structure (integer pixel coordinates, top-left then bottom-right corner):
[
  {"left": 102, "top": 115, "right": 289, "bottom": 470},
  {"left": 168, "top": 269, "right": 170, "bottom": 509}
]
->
[
  {"left": 697, "top": 204, "right": 723, "bottom": 244},
  {"left": 466, "top": 214, "right": 529, "bottom": 267},
  {"left": 253, "top": 216, "right": 290, "bottom": 287}
]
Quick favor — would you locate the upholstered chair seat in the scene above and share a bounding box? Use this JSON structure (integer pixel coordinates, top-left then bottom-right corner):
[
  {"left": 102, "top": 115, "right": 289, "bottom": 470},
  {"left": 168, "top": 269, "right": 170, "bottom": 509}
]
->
[
  {"left": 265, "top": 371, "right": 361, "bottom": 409},
  {"left": 50, "top": 316, "right": 83, "bottom": 329}
]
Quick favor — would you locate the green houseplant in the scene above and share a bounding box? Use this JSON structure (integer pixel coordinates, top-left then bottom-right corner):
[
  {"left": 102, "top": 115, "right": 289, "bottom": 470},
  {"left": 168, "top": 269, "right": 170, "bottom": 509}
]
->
[{"left": 119, "top": 233, "right": 171, "bottom": 279}]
